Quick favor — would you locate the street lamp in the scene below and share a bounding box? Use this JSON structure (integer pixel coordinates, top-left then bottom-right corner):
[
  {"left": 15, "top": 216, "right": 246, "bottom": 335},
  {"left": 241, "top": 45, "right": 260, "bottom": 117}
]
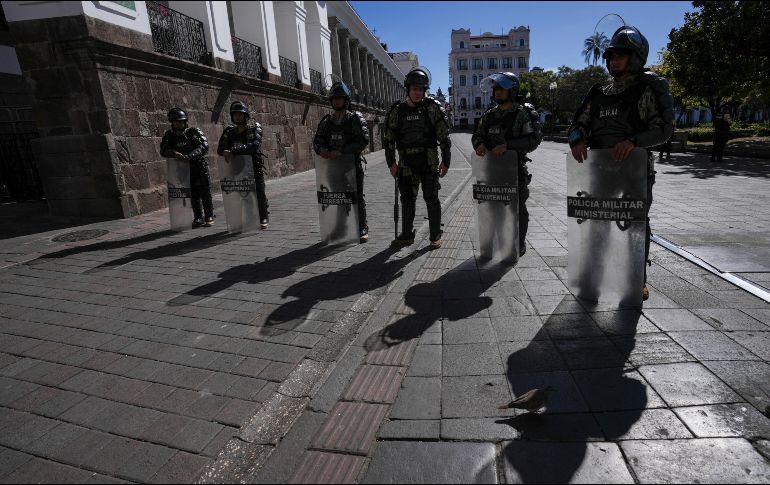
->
[{"left": 549, "top": 81, "right": 557, "bottom": 137}]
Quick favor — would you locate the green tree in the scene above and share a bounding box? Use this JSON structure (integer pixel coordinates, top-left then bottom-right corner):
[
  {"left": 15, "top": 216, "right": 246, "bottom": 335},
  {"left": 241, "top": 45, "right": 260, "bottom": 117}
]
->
[
  {"left": 665, "top": 1, "right": 753, "bottom": 121},
  {"left": 582, "top": 32, "right": 609, "bottom": 66}
]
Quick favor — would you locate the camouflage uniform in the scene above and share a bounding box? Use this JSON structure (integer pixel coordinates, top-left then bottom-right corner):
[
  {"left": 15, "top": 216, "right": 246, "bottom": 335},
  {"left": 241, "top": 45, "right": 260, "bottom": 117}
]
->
[
  {"left": 313, "top": 110, "right": 370, "bottom": 231},
  {"left": 217, "top": 122, "right": 269, "bottom": 222},
  {"left": 160, "top": 127, "right": 213, "bottom": 220},
  {"left": 568, "top": 72, "right": 674, "bottom": 282},
  {"left": 384, "top": 96, "right": 452, "bottom": 241},
  {"left": 471, "top": 102, "right": 543, "bottom": 248}
]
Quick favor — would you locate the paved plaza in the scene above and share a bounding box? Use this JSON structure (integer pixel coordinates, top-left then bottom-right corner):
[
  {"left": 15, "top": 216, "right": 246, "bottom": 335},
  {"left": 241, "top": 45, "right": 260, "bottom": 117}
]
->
[{"left": 0, "top": 135, "right": 769, "bottom": 483}]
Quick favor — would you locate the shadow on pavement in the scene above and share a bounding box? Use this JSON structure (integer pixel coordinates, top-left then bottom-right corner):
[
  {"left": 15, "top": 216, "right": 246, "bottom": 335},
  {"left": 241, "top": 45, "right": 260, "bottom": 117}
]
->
[
  {"left": 657, "top": 152, "right": 770, "bottom": 180},
  {"left": 498, "top": 296, "right": 645, "bottom": 483},
  {"left": 363, "top": 257, "right": 517, "bottom": 352},
  {"left": 167, "top": 242, "right": 348, "bottom": 307},
  {"left": 0, "top": 200, "right": 111, "bottom": 240},
  {"left": 262, "top": 246, "right": 428, "bottom": 335}
]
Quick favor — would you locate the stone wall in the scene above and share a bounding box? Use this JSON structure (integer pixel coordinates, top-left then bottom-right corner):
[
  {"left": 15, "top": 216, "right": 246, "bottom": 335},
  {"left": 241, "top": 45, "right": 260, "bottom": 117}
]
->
[{"left": 10, "top": 16, "right": 385, "bottom": 218}]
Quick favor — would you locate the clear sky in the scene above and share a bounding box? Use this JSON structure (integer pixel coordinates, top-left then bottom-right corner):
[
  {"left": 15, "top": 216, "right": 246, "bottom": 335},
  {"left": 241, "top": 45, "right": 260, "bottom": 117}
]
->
[{"left": 349, "top": 1, "right": 696, "bottom": 94}]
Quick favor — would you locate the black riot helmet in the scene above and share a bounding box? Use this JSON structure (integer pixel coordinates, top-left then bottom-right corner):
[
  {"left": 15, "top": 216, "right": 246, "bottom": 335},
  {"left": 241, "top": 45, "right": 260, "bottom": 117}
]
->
[
  {"left": 328, "top": 81, "right": 351, "bottom": 110},
  {"left": 168, "top": 107, "right": 188, "bottom": 123},
  {"left": 404, "top": 67, "right": 431, "bottom": 91},
  {"left": 482, "top": 72, "right": 520, "bottom": 104},
  {"left": 229, "top": 101, "right": 250, "bottom": 125},
  {"left": 602, "top": 25, "right": 649, "bottom": 76}
]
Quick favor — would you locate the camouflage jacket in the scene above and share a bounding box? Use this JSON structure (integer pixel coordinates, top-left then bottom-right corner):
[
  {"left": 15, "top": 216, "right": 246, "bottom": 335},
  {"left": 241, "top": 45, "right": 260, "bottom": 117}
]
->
[
  {"left": 217, "top": 122, "right": 264, "bottom": 162},
  {"left": 568, "top": 73, "right": 674, "bottom": 151},
  {"left": 383, "top": 96, "right": 452, "bottom": 170},
  {"left": 159, "top": 127, "right": 211, "bottom": 186},
  {"left": 313, "top": 110, "right": 369, "bottom": 158},
  {"left": 471, "top": 102, "right": 543, "bottom": 156}
]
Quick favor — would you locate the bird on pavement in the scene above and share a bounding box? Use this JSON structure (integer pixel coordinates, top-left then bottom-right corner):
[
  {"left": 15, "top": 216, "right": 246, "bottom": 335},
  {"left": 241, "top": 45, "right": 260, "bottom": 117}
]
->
[{"left": 499, "top": 386, "right": 556, "bottom": 412}]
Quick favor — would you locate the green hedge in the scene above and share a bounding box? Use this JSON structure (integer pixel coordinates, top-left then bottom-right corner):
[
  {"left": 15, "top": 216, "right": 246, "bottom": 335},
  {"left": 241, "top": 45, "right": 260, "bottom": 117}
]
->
[{"left": 680, "top": 122, "right": 770, "bottom": 141}]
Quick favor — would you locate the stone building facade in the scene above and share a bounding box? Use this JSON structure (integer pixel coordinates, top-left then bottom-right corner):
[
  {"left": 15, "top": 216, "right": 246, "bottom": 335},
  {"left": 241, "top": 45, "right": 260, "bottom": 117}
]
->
[
  {"left": 0, "top": 1, "right": 406, "bottom": 218},
  {"left": 449, "top": 27, "right": 531, "bottom": 129}
]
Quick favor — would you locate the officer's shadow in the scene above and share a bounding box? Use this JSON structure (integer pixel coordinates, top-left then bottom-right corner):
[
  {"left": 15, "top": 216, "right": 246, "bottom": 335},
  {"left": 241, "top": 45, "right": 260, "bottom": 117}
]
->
[
  {"left": 497, "top": 296, "right": 647, "bottom": 483},
  {"left": 167, "top": 242, "right": 347, "bottom": 307},
  {"left": 261, "top": 245, "right": 428, "bottom": 335},
  {"left": 363, "top": 257, "right": 523, "bottom": 352}
]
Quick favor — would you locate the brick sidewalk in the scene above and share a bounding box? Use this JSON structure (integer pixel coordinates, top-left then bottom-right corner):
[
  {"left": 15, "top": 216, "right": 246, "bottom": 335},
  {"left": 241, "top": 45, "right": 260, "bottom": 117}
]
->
[
  {"left": 0, "top": 142, "right": 473, "bottom": 483},
  {"left": 251, "top": 140, "right": 770, "bottom": 484},
  {"left": 1, "top": 137, "right": 769, "bottom": 483}
]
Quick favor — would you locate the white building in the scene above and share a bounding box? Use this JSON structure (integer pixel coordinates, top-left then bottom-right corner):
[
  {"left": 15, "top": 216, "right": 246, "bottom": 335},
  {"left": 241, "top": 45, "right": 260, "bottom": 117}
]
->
[
  {"left": 0, "top": 1, "right": 407, "bottom": 217},
  {"left": 390, "top": 51, "right": 419, "bottom": 76},
  {"left": 448, "top": 27, "right": 531, "bottom": 129}
]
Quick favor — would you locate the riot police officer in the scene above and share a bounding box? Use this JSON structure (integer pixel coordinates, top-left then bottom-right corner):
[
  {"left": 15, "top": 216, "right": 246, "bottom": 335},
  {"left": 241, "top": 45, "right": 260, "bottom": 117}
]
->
[
  {"left": 160, "top": 107, "right": 214, "bottom": 227},
  {"left": 313, "top": 81, "right": 371, "bottom": 242},
  {"left": 567, "top": 25, "right": 674, "bottom": 300},
  {"left": 217, "top": 101, "right": 270, "bottom": 229},
  {"left": 384, "top": 67, "right": 452, "bottom": 249},
  {"left": 472, "top": 72, "right": 543, "bottom": 256}
]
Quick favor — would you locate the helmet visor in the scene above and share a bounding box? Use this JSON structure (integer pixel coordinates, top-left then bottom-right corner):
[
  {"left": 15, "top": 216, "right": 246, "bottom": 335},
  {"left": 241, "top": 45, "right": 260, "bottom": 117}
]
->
[{"left": 480, "top": 73, "right": 515, "bottom": 94}]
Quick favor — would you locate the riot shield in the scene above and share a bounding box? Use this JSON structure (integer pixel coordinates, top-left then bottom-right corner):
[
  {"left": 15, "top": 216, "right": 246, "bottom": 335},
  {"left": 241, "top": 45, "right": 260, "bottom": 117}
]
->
[
  {"left": 314, "top": 153, "right": 359, "bottom": 245},
  {"left": 566, "top": 148, "right": 648, "bottom": 307},
  {"left": 219, "top": 154, "right": 259, "bottom": 233},
  {"left": 167, "top": 158, "right": 193, "bottom": 232},
  {"left": 471, "top": 151, "right": 519, "bottom": 263}
]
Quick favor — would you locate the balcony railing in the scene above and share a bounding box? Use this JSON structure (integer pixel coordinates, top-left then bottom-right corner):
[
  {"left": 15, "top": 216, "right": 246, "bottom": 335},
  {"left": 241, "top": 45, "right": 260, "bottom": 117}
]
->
[
  {"left": 310, "top": 68, "right": 324, "bottom": 95},
  {"left": 232, "top": 36, "right": 265, "bottom": 79},
  {"left": 279, "top": 56, "right": 300, "bottom": 89},
  {"left": 147, "top": 1, "right": 209, "bottom": 65}
]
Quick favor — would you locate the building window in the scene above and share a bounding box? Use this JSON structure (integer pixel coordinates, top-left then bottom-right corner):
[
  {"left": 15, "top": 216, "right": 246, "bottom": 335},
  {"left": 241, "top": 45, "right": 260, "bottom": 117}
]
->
[
  {"left": 502, "top": 57, "right": 512, "bottom": 69},
  {"left": 457, "top": 58, "right": 468, "bottom": 70},
  {"left": 473, "top": 44, "right": 480, "bottom": 48},
  {"left": 459, "top": 41, "right": 465, "bottom": 49},
  {"left": 501, "top": 43, "right": 506, "bottom": 47},
  {"left": 472, "top": 58, "right": 482, "bottom": 70},
  {"left": 474, "top": 97, "right": 481, "bottom": 109},
  {"left": 472, "top": 75, "right": 478, "bottom": 86},
  {"left": 519, "top": 39, "right": 525, "bottom": 47},
  {"left": 518, "top": 57, "right": 527, "bottom": 69},
  {"left": 487, "top": 58, "right": 497, "bottom": 69},
  {"left": 459, "top": 75, "right": 466, "bottom": 87},
  {"left": 460, "top": 98, "right": 467, "bottom": 110}
]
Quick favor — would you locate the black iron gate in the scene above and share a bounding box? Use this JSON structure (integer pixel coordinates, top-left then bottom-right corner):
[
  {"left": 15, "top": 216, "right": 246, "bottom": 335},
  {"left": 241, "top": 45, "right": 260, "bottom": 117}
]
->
[{"left": 0, "top": 132, "right": 44, "bottom": 200}]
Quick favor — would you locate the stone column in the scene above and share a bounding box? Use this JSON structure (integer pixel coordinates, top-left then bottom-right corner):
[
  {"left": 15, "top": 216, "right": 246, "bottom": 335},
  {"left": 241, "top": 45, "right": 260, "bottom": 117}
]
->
[
  {"left": 367, "top": 54, "right": 376, "bottom": 104},
  {"left": 377, "top": 61, "right": 387, "bottom": 105},
  {"left": 349, "top": 39, "right": 362, "bottom": 99},
  {"left": 358, "top": 46, "right": 369, "bottom": 103},
  {"left": 338, "top": 29, "right": 353, "bottom": 86},
  {"left": 327, "top": 17, "right": 342, "bottom": 81}
]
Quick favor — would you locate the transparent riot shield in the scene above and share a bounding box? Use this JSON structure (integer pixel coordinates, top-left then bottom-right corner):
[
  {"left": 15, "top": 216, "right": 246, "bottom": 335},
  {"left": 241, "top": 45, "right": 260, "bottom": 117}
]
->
[
  {"left": 471, "top": 151, "right": 519, "bottom": 263},
  {"left": 314, "top": 153, "right": 359, "bottom": 245},
  {"left": 167, "top": 158, "right": 193, "bottom": 232},
  {"left": 567, "top": 148, "right": 648, "bottom": 307},
  {"left": 219, "top": 154, "right": 259, "bottom": 233}
]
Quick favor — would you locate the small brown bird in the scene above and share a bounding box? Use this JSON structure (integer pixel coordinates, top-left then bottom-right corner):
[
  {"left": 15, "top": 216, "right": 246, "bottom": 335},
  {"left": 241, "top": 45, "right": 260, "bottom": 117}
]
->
[{"left": 499, "top": 386, "right": 556, "bottom": 412}]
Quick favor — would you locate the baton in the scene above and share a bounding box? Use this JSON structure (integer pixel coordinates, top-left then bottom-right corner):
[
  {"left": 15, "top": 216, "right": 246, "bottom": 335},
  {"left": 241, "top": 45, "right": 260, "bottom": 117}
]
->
[{"left": 394, "top": 176, "right": 399, "bottom": 239}]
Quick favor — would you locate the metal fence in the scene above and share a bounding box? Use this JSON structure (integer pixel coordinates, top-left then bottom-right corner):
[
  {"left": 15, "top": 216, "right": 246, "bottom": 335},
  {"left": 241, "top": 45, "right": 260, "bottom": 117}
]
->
[
  {"left": 279, "top": 56, "right": 300, "bottom": 88},
  {"left": 232, "top": 36, "right": 265, "bottom": 79},
  {"left": 0, "top": 132, "right": 43, "bottom": 200},
  {"left": 310, "top": 68, "right": 324, "bottom": 95},
  {"left": 146, "top": 1, "right": 209, "bottom": 64}
]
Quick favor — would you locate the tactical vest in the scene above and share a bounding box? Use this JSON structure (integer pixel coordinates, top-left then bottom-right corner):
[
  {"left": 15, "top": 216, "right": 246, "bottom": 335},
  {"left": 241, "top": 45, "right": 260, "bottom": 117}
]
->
[
  {"left": 587, "top": 81, "right": 648, "bottom": 149},
  {"left": 169, "top": 130, "right": 201, "bottom": 159},
  {"left": 326, "top": 114, "right": 355, "bottom": 152},
  {"left": 395, "top": 102, "right": 437, "bottom": 151},
  {"left": 485, "top": 107, "right": 520, "bottom": 146}
]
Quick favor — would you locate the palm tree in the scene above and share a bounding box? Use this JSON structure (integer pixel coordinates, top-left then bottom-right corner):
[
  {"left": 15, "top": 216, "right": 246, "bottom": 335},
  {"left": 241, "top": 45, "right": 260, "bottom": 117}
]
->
[{"left": 582, "top": 32, "right": 610, "bottom": 66}]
